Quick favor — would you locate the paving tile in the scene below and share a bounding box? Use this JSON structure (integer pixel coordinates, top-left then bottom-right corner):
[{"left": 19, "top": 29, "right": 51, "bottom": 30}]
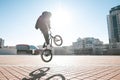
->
[
  {"left": 69, "top": 78, "right": 81, "bottom": 80},
  {"left": 0, "top": 67, "right": 19, "bottom": 80},
  {"left": 0, "top": 66, "right": 120, "bottom": 80},
  {"left": 0, "top": 56, "right": 120, "bottom": 80},
  {"left": 109, "top": 73, "right": 120, "bottom": 80}
]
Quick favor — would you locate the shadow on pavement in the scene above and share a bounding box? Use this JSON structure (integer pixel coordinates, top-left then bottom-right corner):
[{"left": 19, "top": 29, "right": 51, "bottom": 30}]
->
[
  {"left": 22, "top": 67, "right": 65, "bottom": 80},
  {"left": 46, "top": 74, "right": 65, "bottom": 80}
]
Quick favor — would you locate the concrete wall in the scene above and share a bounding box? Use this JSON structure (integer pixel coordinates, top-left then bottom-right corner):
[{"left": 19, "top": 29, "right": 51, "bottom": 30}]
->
[
  {"left": 53, "top": 47, "right": 67, "bottom": 55},
  {"left": 0, "top": 48, "right": 17, "bottom": 55}
]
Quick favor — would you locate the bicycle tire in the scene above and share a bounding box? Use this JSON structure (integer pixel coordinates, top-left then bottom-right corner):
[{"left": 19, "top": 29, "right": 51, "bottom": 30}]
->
[
  {"left": 54, "top": 35, "right": 63, "bottom": 46},
  {"left": 41, "top": 49, "right": 52, "bottom": 62}
]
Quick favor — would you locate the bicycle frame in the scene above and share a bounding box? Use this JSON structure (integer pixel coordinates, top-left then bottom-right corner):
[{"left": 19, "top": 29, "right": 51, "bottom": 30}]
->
[
  {"left": 41, "top": 28, "right": 63, "bottom": 62},
  {"left": 48, "top": 30, "right": 54, "bottom": 47},
  {"left": 45, "top": 28, "right": 63, "bottom": 47}
]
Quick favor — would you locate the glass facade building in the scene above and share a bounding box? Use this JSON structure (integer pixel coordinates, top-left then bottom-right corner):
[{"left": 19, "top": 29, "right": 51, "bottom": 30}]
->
[{"left": 107, "top": 5, "right": 120, "bottom": 44}]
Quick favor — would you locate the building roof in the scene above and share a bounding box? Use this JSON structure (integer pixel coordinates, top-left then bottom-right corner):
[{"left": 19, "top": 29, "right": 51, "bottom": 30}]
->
[{"left": 110, "top": 5, "right": 120, "bottom": 13}]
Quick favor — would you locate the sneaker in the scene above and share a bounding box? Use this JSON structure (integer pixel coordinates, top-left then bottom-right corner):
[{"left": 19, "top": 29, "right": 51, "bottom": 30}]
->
[{"left": 43, "top": 43, "right": 47, "bottom": 48}]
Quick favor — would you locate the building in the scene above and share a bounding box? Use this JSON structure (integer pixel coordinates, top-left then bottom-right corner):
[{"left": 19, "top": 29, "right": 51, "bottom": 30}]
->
[
  {"left": 72, "top": 37, "right": 103, "bottom": 55},
  {"left": 62, "top": 46, "right": 74, "bottom": 55},
  {"left": 107, "top": 5, "right": 120, "bottom": 47},
  {"left": 102, "top": 44, "right": 109, "bottom": 55},
  {"left": 0, "top": 38, "right": 4, "bottom": 48},
  {"left": 73, "top": 37, "right": 103, "bottom": 49},
  {"left": 73, "top": 38, "right": 83, "bottom": 49}
]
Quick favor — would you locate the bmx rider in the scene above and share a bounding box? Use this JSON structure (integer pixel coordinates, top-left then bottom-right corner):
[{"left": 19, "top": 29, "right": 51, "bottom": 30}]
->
[{"left": 35, "top": 11, "right": 52, "bottom": 48}]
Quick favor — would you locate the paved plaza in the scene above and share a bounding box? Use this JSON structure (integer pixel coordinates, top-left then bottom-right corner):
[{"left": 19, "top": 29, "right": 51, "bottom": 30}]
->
[{"left": 0, "top": 55, "right": 120, "bottom": 80}]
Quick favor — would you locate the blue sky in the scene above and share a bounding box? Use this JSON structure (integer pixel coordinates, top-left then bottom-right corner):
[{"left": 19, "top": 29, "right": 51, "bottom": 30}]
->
[{"left": 0, "top": 0, "right": 120, "bottom": 46}]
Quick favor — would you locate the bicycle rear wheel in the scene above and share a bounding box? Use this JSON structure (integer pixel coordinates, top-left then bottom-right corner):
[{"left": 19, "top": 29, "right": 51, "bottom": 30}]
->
[
  {"left": 54, "top": 35, "right": 63, "bottom": 46},
  {"left": 41, "top": 49, "right": 52, "bottom": 62}
]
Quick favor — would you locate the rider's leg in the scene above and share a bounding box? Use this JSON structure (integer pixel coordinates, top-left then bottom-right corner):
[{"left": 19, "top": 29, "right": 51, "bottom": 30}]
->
[
  {"left": 42, "top": 30, "right": 49, "bottom": 46},
  {"left": 43, "top": 31, "right": 52, "bottom": 50},
  {"left": 43, "top": 43, "right": 46, "bottom": 48}
]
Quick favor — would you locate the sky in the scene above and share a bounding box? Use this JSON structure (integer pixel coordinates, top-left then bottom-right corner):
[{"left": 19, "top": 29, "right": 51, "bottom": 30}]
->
[{"left": 0, "top": 0, "right": 120, "bottom": 46}]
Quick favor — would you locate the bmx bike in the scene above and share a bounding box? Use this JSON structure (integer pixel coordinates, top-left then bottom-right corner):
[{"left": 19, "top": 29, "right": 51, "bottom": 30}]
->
[{"left": 41, "top": 29, "right": 63, "bottom": 62}]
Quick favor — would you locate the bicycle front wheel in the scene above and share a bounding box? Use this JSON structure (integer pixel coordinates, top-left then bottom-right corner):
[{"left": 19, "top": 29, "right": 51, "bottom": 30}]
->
[
  {"left": 41, "top": 49, "right": 52, "bottom": 62},
  {"left": 54, "top": 35, "right": 63, "bottom": 46}
]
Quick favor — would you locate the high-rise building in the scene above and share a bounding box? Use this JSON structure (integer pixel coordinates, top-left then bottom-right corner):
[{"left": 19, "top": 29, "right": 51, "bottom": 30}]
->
[
  {"left": 0, "top": 38, "right": 4, "bottom": 48},
  {"left": 107, "top": 5, "right": 120, "bottom": 44}
]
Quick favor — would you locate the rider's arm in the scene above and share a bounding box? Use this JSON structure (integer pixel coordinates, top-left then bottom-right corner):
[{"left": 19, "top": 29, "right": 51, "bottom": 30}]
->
[
  {"left": 35, "top": 18, "right": 39, "bottom": 30},
  {"left": 45, "top": 19, "right": 51, "bottom": 29},
  {"left": 47, "top": 19, "right": 51, "bottom": 29},
  {"left": 35, "top": 23, "right": 38, "bottom": 30}
]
